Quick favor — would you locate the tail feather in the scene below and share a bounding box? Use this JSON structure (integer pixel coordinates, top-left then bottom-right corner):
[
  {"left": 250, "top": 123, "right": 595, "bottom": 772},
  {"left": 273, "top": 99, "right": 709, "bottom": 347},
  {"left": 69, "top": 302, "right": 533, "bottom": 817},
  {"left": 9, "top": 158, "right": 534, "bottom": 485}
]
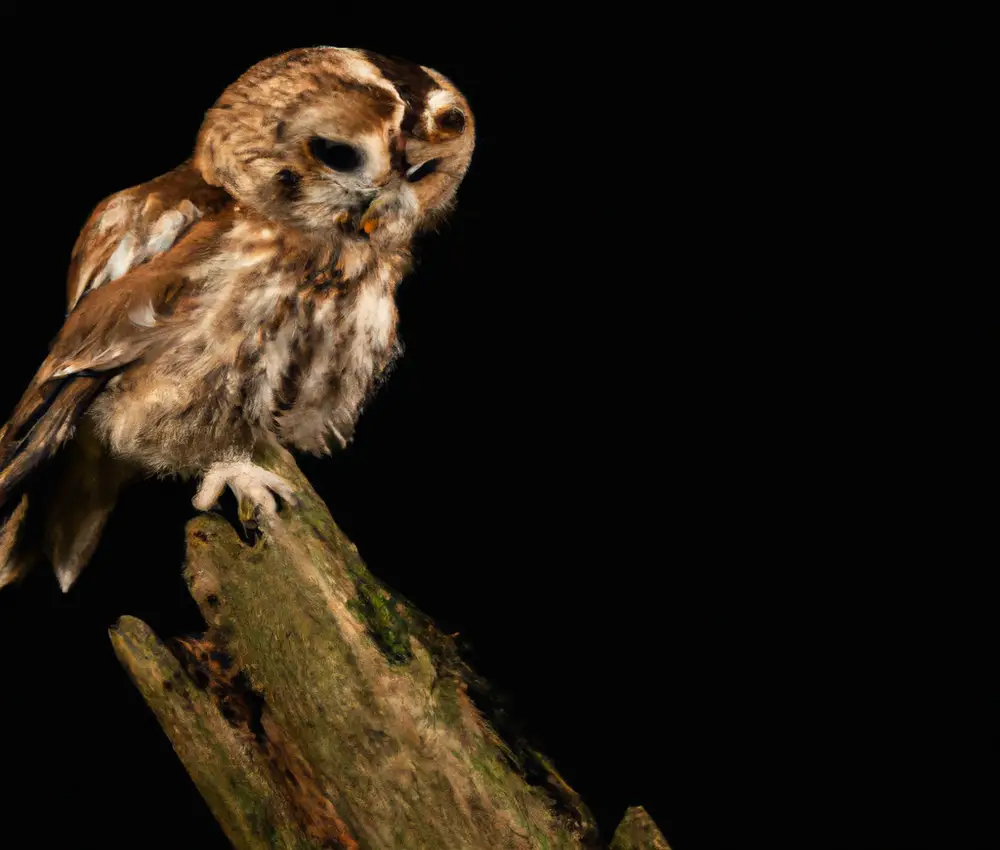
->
[
  {"left": 0, "top": 375, "right": 105, "bottom": 512},
  {"left": 43, "top": 436, "right": 130, "bottom": 593},
  {"left": 0, "top": 494, "right": 38, "bottom": 591},
  {"left": 1, "top": 379, "right": 65, "bottom": 450},
  {"left": 1, "top": 420, "right": 129, "bottom": 594}
]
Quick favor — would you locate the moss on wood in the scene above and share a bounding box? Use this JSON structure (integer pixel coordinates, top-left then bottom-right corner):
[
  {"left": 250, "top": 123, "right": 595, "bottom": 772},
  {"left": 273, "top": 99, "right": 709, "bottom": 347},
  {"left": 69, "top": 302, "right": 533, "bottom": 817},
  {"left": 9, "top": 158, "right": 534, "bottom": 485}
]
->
[
  {"left": 110, "top": 616, "right": 312, "bottom": 849},
  {"left": 609, "top": 807, "right": 671, "bottom": 850},
  {"left": 110, "top": 446, "right": 666, "bottom": 849}
]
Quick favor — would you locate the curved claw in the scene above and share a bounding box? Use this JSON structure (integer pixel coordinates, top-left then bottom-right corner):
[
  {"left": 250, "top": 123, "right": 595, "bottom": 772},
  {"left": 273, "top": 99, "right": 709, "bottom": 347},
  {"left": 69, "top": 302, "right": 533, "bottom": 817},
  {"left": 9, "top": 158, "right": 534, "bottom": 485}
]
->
[{"left": 193, "top": 460, "right": 298, "bottom": 519}]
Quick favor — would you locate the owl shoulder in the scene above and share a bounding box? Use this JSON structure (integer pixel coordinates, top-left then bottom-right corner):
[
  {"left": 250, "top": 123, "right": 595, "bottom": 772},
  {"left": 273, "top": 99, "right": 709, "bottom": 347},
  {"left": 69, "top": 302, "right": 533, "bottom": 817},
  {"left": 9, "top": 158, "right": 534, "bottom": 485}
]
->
[{"left": 66, "top": 161, "right": 232, "bottom": 312}]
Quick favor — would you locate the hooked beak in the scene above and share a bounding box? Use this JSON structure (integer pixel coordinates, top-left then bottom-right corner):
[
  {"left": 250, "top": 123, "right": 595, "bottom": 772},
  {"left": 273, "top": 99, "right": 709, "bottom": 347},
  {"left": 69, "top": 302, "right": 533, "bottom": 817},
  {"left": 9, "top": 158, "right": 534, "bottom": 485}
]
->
[
  {"left": 359, "top": 195, "right": 390, "bottom": 236},
  {"left": 333, "top": 195, "right": 389, "bottom": 238}
]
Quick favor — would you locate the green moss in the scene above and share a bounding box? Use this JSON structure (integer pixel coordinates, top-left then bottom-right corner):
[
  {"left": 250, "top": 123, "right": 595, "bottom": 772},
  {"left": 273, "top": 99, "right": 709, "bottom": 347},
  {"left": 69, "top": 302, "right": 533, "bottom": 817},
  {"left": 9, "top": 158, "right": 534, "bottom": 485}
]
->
[
  {"left": 433, "top": 679, "right": 466, "bottom": 728},
  {"left": 173, "top": 447, "right": 602, "bottom": 849},
  {"left": 610, "top": 806, "right": 671, "bottom": 850},
  {"left": 261, "top": 454, "right": 418, "bottom": 667},
  {"left": 345, "top": 578, "right": 413, "bottom": 664}
]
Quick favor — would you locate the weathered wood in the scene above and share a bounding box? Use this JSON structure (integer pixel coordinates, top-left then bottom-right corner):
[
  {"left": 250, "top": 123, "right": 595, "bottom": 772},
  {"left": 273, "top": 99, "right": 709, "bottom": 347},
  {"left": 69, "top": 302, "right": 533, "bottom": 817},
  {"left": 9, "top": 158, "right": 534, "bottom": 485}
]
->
[
  {"left": 610, "top": 807, "right": 671, "bottom": 850},
  {"left": 111, "top": 616, "right": 312, "bottom": 849},
  {"left": 110, "top": 445, "right": 664, "bottom": 849}
]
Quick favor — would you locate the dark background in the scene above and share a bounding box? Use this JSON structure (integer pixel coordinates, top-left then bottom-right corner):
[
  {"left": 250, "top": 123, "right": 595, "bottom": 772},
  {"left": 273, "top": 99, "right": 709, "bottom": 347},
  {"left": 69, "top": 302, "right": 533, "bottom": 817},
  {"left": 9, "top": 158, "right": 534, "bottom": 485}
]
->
[{"left": 0, "top": 12, "right": 989, "bottom": 850}]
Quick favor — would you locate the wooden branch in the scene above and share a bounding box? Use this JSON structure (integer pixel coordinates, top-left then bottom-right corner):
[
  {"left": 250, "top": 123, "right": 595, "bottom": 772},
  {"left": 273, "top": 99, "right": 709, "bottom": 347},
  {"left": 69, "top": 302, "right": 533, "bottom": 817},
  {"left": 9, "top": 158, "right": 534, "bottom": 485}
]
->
[
  {"left": 110, "top": 445, "right": 665, "bottom": 849},
  {"left": 610, "top": 808, "right": 671, "bottom": 850}
]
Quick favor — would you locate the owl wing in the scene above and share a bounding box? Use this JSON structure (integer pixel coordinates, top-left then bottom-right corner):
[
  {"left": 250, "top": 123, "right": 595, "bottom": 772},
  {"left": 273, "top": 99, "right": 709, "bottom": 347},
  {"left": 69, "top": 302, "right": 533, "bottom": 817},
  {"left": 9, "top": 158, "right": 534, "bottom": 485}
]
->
[
  {"left": 66, "top": 161, "right": 231, "bottom": 312},
  {"left": 0, "top": 213, "right": 228, "bottom": 509}
]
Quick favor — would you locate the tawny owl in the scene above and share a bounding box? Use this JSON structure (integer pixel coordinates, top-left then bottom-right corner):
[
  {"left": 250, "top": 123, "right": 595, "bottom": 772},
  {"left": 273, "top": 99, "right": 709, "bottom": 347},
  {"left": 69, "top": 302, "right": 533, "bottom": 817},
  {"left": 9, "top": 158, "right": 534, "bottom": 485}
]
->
[{"left": 0, "top": 47, "right": 474, "bottom": 592}]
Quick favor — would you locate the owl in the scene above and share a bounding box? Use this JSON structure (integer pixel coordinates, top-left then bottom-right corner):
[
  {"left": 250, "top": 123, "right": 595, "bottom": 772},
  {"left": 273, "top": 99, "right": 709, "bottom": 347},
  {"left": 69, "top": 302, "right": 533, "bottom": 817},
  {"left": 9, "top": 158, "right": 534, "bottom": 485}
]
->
[{"left": 0, "top": 47, "right": 474, "bottom": 592}]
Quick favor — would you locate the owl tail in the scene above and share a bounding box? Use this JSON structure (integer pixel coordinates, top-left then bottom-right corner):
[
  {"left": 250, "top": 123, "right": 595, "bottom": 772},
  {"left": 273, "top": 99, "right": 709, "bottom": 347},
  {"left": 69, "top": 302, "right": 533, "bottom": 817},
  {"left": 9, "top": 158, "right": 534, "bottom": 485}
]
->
[
  {"left": 0, "top": 493, "right": 38, "bottom": 591},
  {"left": 1, "top": 380, "right": 127, "bottom": 593},
  {"left": 43, "top": 438, "right": 130, "bottom": 593},
  {"left": 0, "top": 374, "right": 106, "bottom": 512},
  {"left": 1, "top": 444, "right": 128, "bottom": 594}
]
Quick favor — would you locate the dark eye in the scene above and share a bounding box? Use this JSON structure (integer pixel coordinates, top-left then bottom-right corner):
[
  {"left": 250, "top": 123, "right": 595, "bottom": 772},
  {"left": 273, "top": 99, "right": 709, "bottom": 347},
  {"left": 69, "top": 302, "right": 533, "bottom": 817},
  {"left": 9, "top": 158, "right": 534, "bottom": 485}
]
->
[
  {"left": 405, "top": 158, "right": 440, "bottom": 183},
  {"left": 436, "top": 108, "right": 467, "bottom": 135},
  {"left": 309, "top": 137, "right": 363, "bottom": 172}
]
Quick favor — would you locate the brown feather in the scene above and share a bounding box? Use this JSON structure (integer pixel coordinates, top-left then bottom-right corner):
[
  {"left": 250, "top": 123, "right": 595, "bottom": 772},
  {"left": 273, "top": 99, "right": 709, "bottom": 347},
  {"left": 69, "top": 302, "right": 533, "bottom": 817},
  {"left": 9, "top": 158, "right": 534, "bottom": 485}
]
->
[
  {"left": 0, "top": 494, "right": 36, "bottom": 591},
  {"left": 0, "top": 376, "right": 104, "bottom": 511},
  {"left": 1, "top": 46, "right": 475, "bottom": 592},
  {"left": 67, "top": 162, "right": 232, "bottom": 311},
  {"left": 42, "top": 215, "right": 230, "bottom": 382}
]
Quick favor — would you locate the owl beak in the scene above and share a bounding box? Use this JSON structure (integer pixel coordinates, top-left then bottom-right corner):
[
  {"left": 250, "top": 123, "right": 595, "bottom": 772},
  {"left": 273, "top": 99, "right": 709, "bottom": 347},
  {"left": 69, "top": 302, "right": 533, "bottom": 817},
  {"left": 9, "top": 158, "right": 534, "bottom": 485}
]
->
[
  {"left": 359, "top": 197, "right": 387, "bottom": 236},
  {"left": 332, "top": 193, "right": 384, "bottom": 237}
]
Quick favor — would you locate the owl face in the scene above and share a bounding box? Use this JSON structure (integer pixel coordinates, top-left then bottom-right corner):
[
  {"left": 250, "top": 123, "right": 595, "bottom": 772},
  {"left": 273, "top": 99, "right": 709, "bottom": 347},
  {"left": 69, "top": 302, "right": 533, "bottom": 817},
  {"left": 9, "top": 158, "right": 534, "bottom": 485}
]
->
[{"left": 193, "top": 47, "right": 474, "bottom": 248}]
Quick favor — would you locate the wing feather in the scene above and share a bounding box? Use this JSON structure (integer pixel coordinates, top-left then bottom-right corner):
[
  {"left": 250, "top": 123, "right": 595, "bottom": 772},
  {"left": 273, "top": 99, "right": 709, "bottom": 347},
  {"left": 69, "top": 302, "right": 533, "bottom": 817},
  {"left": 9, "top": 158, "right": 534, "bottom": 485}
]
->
[
  {"left": 1, "top": 201, "right": 231, "bottom": 511},
  {"left": 44, "top": 214, "right": 225, "bottom": 381},
  {"left": 67, "top": 161, "right": 230, "bottom": 312}
]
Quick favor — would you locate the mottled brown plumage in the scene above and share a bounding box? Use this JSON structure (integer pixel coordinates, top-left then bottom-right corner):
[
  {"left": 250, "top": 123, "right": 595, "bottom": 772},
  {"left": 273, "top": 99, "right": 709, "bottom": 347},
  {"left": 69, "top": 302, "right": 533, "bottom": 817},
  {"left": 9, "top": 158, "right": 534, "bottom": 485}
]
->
[{"left": 0, "top": 46, "right": 474, "bottom": 592}]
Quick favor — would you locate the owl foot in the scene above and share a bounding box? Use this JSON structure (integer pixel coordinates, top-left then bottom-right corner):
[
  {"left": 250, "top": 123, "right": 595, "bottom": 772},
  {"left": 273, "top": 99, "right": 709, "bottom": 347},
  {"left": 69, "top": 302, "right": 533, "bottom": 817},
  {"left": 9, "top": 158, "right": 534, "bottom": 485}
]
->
[{"left": 193, "top": 460, "right": 298, "bottom": 524}]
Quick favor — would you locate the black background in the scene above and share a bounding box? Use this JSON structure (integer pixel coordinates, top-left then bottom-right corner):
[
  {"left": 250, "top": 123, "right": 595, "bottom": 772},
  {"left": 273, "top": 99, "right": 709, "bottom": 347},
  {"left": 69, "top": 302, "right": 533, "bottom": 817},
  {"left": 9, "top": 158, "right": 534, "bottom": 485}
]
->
[{"left": 0, "top": 11, "right": 989, "bottom": 850}]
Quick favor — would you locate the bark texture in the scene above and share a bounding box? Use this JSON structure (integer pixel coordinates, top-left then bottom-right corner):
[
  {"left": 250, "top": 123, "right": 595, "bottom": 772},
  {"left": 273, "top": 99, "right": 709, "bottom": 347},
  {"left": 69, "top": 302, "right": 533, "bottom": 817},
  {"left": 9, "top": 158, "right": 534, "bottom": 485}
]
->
[
  {"left": 610, "top": 807, "right": 671, "bottom": 850},
  {"left": 110, "top": 445, "right": 665, "bottom": 849}
]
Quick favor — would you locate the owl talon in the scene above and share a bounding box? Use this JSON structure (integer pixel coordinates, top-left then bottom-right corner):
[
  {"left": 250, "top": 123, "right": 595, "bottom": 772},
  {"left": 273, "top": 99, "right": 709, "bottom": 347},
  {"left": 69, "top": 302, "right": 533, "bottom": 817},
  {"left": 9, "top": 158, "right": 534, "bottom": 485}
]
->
[
  {"left": 193, "top": 460, "right": 298, "bottom": 522},
  {"left": 238, "top": 495, "right": 259, "bottom": 528}
]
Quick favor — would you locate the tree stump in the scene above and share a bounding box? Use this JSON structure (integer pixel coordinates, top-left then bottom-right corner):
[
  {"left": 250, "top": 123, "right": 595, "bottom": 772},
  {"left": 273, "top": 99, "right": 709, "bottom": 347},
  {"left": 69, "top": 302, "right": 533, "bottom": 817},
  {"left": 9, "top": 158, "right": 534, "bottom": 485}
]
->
[{"left": 110, "top": 445, "right": 667, "bottom": 849}]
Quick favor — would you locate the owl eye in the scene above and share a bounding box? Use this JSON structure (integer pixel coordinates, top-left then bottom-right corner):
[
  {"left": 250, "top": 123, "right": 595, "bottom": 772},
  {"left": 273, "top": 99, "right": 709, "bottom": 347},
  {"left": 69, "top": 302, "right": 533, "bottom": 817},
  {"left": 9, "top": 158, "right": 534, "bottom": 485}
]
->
[
  {"left": 309, "top": 137, "right": 364, "bottom": 172},
  {"left": 405, "top": 158, "right": 440, "bottom": 183},
  {"left": 436, "top": 108, "right": 467, "bottom": 135}
]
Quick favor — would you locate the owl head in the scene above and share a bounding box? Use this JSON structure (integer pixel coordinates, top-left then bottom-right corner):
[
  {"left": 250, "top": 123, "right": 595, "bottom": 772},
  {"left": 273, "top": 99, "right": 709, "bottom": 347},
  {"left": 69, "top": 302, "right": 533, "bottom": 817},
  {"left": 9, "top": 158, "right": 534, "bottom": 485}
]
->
[{"left": 193, "top": 47, "right": 474, "bottom": 247}]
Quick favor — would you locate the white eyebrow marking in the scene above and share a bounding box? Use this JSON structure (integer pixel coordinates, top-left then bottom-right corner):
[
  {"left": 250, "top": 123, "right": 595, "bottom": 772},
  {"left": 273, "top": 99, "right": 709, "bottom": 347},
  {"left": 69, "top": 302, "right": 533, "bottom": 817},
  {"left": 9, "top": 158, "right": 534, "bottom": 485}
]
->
[{"left": 427, "top": 88, "right": 454, "bottom": 113}]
